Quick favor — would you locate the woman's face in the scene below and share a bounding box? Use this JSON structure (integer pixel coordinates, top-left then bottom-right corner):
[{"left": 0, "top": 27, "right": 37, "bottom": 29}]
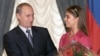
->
[{"left": 64, "top": 12, "right": 78, "bottom": 28}]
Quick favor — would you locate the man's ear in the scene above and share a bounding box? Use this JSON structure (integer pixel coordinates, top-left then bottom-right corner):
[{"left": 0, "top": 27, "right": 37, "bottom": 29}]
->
[{"left": 16, "top": 13, "right": 20, "bottom": 20}]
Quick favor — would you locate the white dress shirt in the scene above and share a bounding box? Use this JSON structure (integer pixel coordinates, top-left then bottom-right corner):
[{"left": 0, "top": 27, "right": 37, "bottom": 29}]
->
[{"left": 19, "top": 25, "right": 33, "bottom": 38}]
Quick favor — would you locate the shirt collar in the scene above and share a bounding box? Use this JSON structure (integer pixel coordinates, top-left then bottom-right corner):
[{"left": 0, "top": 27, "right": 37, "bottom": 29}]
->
[{"left": 19, "top": 25, "right": 32, "bottom": 36}]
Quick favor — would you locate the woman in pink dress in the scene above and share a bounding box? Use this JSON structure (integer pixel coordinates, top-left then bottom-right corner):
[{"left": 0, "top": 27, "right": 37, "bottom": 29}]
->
[{"left": 59, "top": 5, "right": 92, "bottom": 50}]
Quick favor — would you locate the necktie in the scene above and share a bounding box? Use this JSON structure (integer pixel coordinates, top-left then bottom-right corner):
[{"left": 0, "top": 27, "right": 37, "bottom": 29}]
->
[{"left": 26, "top": 29, "right": 33, "bottom": 47}]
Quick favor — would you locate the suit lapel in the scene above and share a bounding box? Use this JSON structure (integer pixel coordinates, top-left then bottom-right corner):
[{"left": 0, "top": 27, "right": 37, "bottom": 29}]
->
[{"left": 31, "top": 27, "right": 41, "bottom": 52}]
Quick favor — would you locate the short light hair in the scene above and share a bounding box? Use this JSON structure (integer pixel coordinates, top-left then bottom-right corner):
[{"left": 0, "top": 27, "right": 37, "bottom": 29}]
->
[{"left": 16, "top": 3, "right": 32, "bottom": 14}]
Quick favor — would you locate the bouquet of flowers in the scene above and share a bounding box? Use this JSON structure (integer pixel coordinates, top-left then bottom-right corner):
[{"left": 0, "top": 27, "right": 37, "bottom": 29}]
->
[{"left": 58, "top": 41, "right": 97, "bottom": 56}]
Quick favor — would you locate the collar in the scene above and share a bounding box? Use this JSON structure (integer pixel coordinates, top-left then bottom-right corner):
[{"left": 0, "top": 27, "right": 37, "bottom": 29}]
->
[{"left": 19, "top": 25, "right": 33, "bottom": 37}]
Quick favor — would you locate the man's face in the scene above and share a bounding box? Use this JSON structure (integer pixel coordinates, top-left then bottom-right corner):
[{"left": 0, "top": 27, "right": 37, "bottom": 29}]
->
[{"left": 17, "top": 6, "right": 34, "bottom": 28}]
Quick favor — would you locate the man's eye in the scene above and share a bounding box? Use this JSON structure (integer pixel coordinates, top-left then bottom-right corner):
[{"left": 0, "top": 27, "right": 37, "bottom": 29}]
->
[{"left": 27, "top": 15, "right": 30, "bottom": 17}]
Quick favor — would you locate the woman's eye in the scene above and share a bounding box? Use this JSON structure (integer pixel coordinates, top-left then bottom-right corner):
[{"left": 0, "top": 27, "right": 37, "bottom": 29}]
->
[{"left": 67, "top": 15, "right": 69, "bottom": 19}]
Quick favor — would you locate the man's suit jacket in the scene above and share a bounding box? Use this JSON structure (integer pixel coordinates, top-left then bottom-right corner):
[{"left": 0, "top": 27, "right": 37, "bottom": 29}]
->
[{"left": 3, "top": 26, "right": 57, "bottom": 56}]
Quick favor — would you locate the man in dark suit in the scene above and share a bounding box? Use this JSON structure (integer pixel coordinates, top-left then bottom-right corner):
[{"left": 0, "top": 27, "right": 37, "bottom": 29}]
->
[{"left": 3, "top": 3, "right": 57, "bottom": 56}]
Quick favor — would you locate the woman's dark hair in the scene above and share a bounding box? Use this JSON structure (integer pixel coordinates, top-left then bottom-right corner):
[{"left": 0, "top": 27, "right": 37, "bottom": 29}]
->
[{"left": 65, "top": 5, "right": 88, "bottom": 35}]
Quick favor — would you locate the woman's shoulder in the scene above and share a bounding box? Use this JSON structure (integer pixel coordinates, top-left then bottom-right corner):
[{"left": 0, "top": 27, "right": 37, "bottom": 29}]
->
[
  {"left": 77, "top": 31, "right": 89, "bottom": 38},
  {"left": 78, "top": 31, "right": 91, "bottom": 43},
  {"left": 61, "top": 33, "right": 68, "bottom": 40},
  {"left": 78, "top": 31, "right": 92, "bottom": 49},
  {"left": 59, "top": 33, "right": 69, "bottom": 48}
]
